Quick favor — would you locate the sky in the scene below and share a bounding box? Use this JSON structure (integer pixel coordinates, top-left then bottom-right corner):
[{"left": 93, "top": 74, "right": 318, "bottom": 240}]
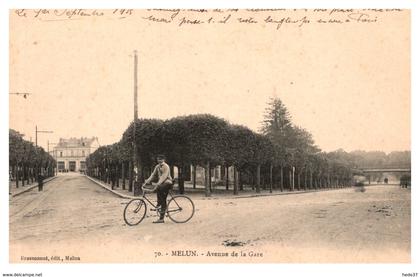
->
[{"left": 9, "top": 9, "right": 410, "bottom": 154}]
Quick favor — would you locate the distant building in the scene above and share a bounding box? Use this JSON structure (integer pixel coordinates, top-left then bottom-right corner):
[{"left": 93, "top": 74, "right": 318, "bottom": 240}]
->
[{"left": 53, "top": 137, "right": 100, "bottom": 172}]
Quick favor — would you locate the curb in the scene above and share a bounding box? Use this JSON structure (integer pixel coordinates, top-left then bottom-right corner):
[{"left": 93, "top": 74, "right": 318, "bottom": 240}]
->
[
  {"left": 11, "top": 176, "right": 58, "bottom": 197},
  {"left": 84, "top": 175, "right": 357, "bottom": 200},
  {"left": 200, "top": 187, "right": 354, "bottom": 200},
  {"left": 84, "top": 175, "right": 136, "bottom": 199}
]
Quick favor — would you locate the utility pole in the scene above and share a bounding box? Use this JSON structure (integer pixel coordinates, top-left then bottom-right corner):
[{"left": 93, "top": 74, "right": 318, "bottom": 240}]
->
[
  {"left": 35, "top": 125, "right": 53, "bottom": 148},
  {"left": 133, "top": 50, "right": 141, "bottom": 195},
  {"left": 47, "top": 141, "right": 57, "bottom": 154},
  {"left": 35, "top": 125, "right": 53, "bottom": 175},
  {"left": 134, "top": 50, "right": 138, "bottom": 120},
  {"left": 48, "top": 141, "right": 58, "bottom": 176},
  {"left": 133, "top": 49, "right": 138, "bottom": 170}
]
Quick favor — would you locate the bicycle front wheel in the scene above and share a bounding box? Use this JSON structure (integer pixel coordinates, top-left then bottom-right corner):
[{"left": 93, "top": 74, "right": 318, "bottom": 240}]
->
[
  {"left": 167, "top": 195, "right": 195, "bottom": 223},
  {"left": 124, "top": 199, "right": 147, "bottom": 226}
]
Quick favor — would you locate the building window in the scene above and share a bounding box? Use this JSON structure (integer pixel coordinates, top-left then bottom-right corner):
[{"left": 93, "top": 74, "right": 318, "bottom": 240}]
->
[
  {"left": 82, "top": 150, "right": 85, "bottom": 157},
  {"left": 60, "top": 151, "right": 63, "bottom": 157}
]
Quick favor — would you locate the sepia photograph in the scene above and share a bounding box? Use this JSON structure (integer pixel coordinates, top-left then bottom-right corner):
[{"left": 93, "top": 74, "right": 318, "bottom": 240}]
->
[{"left": 2, "top": 4, "right": 416, "bottom": 275}]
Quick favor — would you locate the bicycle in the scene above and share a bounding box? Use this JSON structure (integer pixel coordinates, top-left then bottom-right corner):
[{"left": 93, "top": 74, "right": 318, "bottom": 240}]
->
[{"left": 123, "top": 180, "right": 195, "bottom": 226}]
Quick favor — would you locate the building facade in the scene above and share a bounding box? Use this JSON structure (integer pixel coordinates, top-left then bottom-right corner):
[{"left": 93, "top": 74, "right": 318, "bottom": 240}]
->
[{"left": 54, "top": 137, "right": 100, "bottom": 172}]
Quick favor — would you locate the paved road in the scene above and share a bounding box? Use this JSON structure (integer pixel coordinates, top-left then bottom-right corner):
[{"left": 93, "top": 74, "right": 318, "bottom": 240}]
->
[{"left": 9, "top": 174, "right": 411, "bottom": 263}]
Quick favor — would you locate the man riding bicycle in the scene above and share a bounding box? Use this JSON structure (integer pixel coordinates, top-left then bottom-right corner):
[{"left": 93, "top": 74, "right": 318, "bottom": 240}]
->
[{"left": 144, "top": 154, "right": 173, "bottom": 224}]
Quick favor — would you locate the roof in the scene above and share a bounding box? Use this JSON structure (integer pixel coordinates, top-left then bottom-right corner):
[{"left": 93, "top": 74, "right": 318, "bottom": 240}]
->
[{"left": 55, "top": 137, "right": 99, "bottom": 148}]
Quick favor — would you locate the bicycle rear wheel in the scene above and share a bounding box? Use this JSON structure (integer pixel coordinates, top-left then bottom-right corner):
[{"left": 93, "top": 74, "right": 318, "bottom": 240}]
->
[
  {"left": 167, "top": 195, "right": 195, "bottom": 223},
  {"left": 124, "top": 199, "right": 147, "bottom": 226}
]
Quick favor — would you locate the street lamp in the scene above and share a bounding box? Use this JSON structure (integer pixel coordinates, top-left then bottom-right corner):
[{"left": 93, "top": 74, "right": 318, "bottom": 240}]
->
[{"left": 9, "top": 92, "right": 31, "bottom": 99}]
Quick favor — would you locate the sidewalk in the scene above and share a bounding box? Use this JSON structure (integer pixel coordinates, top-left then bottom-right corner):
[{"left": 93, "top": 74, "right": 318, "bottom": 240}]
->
[
  {"left": 84, "top": 175, "right": 357, "bottom": 200},
  {"left": 9, "top": 176, "right": 58, "bottom": 197}
]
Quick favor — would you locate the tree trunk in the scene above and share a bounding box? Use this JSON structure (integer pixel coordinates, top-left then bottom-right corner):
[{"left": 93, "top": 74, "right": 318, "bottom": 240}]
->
[
  {"left": 239, "top": 171, "right": 243, "bottom": 191},
  {"left": 318, "top": 174, "right": 322, "bottom": 189},
  {"left": 104, "top": 167, "right": 107, "bottom": 183},
  {"left": 20, "top": 166, "right": 24, "bottom": 182},
  {"left": 139, "top": 164, "right": 145, "bottom": 184},
  {"left": 128, "top": 160, "right": 133, "bottom": 192},
  {"left": 21, "top": 165, "right": 24, "bottom": 186},
  {"left": 26, "top": 167, "right": 30, "bottom": 184},
  {"left": 107, "top": 166, "right": 111, "bottom": 184},
  {"left": 209, "top": 166, "right": 213, "bottom": 193},
  {"left": 297, "top": 172, "right": 301, "bottom": 190},
  {"left": 262, "top": 173, "right": 266, "bottom": 190},
  {"left": 233, "top": 166, "right": 239, "bottom": 195},
  {"left": 225, "top": 165, "right": 229, "bottom": 190},
  {"left": 178, "top": 165, "right": 185, "bottom": 195},
  {"left": 280, "top": 166, "right": 284, "bottom": 191},
  {"left": 205, "top": 161, "right": 211, "bottom": 197},
  {"left": 15, "top": 165, "right": 19, "bottom": 188},
  {"left": 192, "top": 165, "right": 197, "bottom": 189},
  {"left": 111, "top": 167, "right": 115, "bottom": 190},
  {"left": 310, "top": 170, "right": 313, "bottom": 189},
  {"left": 327, "top": 173, "right": 330, "bottom": 189},
  {"left": 256, "top": 164, "right": 261, "bottom": 193},
  {"left": 288, "top": 169, "right": 292, "bottom": 191},
  {"left": 116, "top": 164, "right": 120, "bottom": 188},
  {"left": 269, "top": 164, "right": 273, "bottom": 193},
  {"left": 122, "top": 162, "right": 126, "bottom": 190},
  {"left": 251, "top": 172, "right": 255, "bottom": 190},
  {"left": 22, "top": 165, "right": 27, "bottom": 186},
  {"left": 304, "top": 168, "right": 308, "bottom": 190},
  {"left": 292, "top": 167, "right": 295, "bottom": 191}
]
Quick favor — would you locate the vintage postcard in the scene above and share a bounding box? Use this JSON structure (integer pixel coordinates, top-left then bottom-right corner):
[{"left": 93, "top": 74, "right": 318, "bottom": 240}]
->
[{"left": 7, "top": 8, "right": 411, "bottom": 266}]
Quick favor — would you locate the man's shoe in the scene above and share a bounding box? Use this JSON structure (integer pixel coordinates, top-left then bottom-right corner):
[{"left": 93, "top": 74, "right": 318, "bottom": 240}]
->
[{"left": 152, "top": 219, "right": 164, "bottom": 224}]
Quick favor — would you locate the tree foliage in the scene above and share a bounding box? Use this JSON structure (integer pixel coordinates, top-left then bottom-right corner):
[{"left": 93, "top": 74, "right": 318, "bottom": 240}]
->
[
  {"left": 9, "top": 128, "right": 56, "bottom": 171},
  {"left": 85, "top": 96, "right": 410, "bottom": 192}
]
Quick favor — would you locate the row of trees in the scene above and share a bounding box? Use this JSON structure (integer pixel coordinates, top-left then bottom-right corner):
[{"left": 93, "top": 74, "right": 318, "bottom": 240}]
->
[
  {"left": 9, "top": 129, "right": 56, "bottom": 188},
  {"left": 345, "top": 150, "right": 411, "bottom": 169},
  {"left": 86, "top": 97, "right": 364, "bottom": 196}
]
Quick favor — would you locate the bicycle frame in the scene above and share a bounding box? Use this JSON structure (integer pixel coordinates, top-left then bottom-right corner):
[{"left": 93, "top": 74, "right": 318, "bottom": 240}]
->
[
  {"left": 139, "top": 189, "right": 179, "bottom": 212},
  {"left": 123, "top": 184, "right": 194, "bottom": 225}
]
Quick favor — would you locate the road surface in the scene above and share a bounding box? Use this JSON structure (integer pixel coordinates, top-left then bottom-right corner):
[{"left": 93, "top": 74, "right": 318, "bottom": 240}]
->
[{"left": 9, "top": 173, "right": 411, "bottom": 263}]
